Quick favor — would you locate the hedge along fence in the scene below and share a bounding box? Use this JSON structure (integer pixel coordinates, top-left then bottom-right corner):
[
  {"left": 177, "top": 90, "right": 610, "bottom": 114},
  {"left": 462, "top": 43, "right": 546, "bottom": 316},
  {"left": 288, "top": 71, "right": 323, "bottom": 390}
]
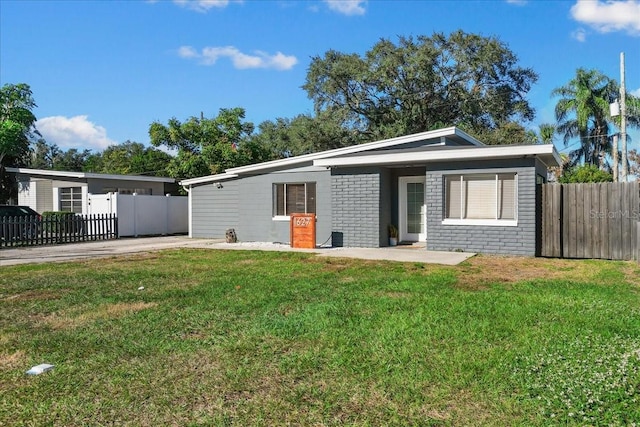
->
[
  {"left": 0, "top": 212, "right": 118, "bottom": 248},
  {"left": 42, "top": 211, "right": 84, "bottom": 234}
]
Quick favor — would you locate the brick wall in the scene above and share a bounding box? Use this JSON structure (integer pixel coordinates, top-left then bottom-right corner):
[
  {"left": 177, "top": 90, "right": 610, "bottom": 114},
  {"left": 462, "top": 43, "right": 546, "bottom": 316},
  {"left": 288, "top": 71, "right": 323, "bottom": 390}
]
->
[
  {"left": 426, "top": 161, "right": 539, "bottom": 256},
  {"left": 331, "top": 168, "right": 381, "bottom": 247}
]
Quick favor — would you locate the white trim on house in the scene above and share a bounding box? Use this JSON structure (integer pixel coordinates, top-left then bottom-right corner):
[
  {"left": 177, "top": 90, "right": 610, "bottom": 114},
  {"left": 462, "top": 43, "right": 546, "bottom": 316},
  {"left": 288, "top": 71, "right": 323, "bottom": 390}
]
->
[
  {"left": 442, "top": 219, "right": 519, "bottom": 227},
  {"left": 179, "top": 127, "right": 482, "bottom": 186},
  {"left": 398, "top": 176, "right": 426, "bottom": 242},
  {"left": 314, "top": 144, "right": 561, "bottom": 168},
  {"left": 180, "top": 172, "right": 239, "bottom": 186},
  {"left": 7, "top": 167, "right": 176, "bottom": 183}
]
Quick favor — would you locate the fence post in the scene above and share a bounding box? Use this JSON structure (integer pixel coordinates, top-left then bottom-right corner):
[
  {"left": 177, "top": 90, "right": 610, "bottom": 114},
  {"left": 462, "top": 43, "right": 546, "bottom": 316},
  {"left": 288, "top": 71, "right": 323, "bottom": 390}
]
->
[{"left": 636, "top": 221, "right": 639, "bottom": 262}]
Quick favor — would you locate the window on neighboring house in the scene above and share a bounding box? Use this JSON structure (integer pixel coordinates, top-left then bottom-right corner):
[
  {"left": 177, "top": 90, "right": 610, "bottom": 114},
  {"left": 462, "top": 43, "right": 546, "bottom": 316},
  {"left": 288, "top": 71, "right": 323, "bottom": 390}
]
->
[
  {"left": 273, "top": 183, "right": 316, "bottom": 218},
  {"left": 445, "top": 173, "right": 517, "bottom": 224},
  {"left": 59, "top": 187, "right": 83, "bottom": 213},
  {"left": 117, "top": 188, "right": 152, "bottom": 195},
  {"left": 102, "top": 187, "right": 152, "bottom": 195}
]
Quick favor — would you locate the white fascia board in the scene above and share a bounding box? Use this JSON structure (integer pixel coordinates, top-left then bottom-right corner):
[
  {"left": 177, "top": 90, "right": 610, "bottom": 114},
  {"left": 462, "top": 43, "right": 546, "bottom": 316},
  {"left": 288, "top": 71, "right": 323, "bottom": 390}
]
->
[
  {"left": 7, "top": 167, "right": 85, "bottom": 179},
  {"left": 174, "top": 127, "right": 481, "bottom": 185},
  {"left": 179, "top": 173, "right": 238, "bottom": 186},
  {"left": 7, "top": 167, "right": 175, "bottom": 183},
  {"left": 226, "top": 126, "right": 469, "bottom": 175},
  {"left": 314, "top": 144, "right": 561, "bottom": 167},
  {"left": 452, "top": 127, "right": 483, "bottom": 146}
]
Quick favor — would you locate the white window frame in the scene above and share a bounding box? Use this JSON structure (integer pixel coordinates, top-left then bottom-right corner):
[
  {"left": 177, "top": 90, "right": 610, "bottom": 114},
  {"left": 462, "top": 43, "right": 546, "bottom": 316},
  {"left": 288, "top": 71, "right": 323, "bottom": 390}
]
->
[
  {"left": 59, "top": 186, "right": 84, "bottom": 214},
  {"left": 272, "top": 182, "right": 316, "bottom": 221},
  {"left": 443, "top": 173, "right": 518, "bottom": 227}
]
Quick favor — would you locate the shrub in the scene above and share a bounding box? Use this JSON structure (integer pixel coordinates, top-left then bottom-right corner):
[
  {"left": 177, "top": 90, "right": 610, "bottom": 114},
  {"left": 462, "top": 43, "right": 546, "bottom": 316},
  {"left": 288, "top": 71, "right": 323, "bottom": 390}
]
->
[
  {"left": 42, "top": 211, "right": 82, "bottom": 233},
  {"left": 558, "top": 164, "right": 613, "bottom": 183}
]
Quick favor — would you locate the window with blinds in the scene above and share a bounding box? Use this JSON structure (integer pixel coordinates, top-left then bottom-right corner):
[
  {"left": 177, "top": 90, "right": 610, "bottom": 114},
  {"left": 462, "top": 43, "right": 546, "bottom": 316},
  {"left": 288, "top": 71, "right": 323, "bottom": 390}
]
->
[
  {"left": 445, "top": 174, "right": 516, "bottom": 222},
  {"left": 273, "top": 183, "right": 316, "bottom": 217}
]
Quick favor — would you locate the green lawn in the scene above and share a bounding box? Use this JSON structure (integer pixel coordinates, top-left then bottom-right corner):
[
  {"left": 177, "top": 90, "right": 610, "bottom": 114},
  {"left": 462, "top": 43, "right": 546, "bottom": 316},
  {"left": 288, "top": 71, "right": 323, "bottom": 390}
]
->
[{"left": 1, "top": 250, "right": 639, "bottom": 426}]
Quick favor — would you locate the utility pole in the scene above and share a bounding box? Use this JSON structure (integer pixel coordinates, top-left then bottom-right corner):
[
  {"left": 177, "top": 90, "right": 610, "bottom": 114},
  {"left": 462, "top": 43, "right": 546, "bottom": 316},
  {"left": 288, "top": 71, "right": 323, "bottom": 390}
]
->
[
  {"left": 612, "top": 133, "right": 618, "bottom": 182},
  {"left": 620, "top": 52, "right": 628, "bottom": 182}
]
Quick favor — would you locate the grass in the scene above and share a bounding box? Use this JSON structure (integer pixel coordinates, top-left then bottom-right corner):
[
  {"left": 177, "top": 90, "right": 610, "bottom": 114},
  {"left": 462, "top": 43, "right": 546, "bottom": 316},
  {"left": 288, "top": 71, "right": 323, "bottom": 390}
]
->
[{"left": 1, "top": 250, "right": 639, "bottom": 426}]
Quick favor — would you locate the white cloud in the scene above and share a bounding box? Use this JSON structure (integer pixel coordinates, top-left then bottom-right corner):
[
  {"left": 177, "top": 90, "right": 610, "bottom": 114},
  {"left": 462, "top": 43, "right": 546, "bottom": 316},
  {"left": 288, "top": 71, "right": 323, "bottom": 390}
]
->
[
  {"left": 631, "top": 87, "right": 640, "bottom": 97},
  {"left": 570, "top": 0, "right": 640, "bottom": 35},
  {"left": 177, "top": 46, "right": 199, "bottom": 59},
  {"left": 36, "top": 115, "right": 116, "bottom": 151},
  {"left": 571, "top": 27, "right": 588, "bottom": 41},
  {"left": 172, "top": 0, "right": 241, "bottom": 13},
  {"left": 323, "top": 0, "right": 366, "bottom": 16},
  {"left": 178, "top": 45, "right": 298, "bottom": 70},
  {"left": 506, "top": 0, "right": 527, "bottom": 5}
]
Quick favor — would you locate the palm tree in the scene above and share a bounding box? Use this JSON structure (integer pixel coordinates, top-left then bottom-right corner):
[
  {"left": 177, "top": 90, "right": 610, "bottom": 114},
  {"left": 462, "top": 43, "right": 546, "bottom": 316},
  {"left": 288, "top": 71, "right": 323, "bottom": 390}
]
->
[
  {"left": 538, "top": 123, "right": 556, "bottom": 144},
  {"left": 552, "top": 68, "right": 617, "bottom": 168}
]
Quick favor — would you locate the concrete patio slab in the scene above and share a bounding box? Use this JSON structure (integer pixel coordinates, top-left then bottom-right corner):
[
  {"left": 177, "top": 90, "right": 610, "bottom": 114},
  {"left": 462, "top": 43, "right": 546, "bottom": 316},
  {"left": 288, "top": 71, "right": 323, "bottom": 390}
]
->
[
  {"left": 205, "top": 241, "right": 475, "bottom": 265},
  {"left": 0, "top": 237, "right": 475, "bottom": 267}
]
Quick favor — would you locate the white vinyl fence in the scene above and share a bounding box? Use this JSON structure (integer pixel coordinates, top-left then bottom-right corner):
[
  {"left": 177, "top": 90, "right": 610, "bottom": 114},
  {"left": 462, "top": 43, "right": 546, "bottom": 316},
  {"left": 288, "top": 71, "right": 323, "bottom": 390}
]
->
[{"left": 88, "top": 193, "right": 188, "bottom": 237}]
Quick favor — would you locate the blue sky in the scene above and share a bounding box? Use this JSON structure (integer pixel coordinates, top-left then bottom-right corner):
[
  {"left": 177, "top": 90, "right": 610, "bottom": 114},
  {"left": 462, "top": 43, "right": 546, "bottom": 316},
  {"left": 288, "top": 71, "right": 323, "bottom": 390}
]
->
[{"left": 1, "top": 0, "right": 639, "bottom": 156}]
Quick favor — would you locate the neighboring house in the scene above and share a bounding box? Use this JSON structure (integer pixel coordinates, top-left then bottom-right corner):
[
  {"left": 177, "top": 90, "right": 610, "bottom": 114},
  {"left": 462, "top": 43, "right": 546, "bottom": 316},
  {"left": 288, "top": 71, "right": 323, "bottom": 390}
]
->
[
  {"left": 180, "top": 127, "right": 560, "bottom": 256},
  {"left": 7, "top": 167, "right": 179, "bottom": 215}
]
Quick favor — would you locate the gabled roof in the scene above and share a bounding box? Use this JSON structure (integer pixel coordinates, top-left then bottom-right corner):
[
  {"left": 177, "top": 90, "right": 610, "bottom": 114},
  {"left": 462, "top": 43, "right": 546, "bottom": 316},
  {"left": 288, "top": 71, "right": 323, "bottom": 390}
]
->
[
  {"left": 180, "top": 126, "right": 481, "bottom": 185},
  {"left": 7, "top": 167, "right": 176, "bottom": 183}
]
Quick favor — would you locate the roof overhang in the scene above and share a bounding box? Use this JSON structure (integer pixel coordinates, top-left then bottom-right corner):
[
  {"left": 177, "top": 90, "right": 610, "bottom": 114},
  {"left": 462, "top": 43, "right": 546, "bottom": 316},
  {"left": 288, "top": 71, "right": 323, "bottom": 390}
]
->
[
  {"left": 179, "top": 172, "right": 239, "bottom": 186},
  {"left": 314, "top": 144, "right": 561, "bottom": 168},
  {"left": 179, "top": 127, "right": 481, "bottom": 185},
  {"left": 7, "top": 167, "right": 176, "bottom": 183}
]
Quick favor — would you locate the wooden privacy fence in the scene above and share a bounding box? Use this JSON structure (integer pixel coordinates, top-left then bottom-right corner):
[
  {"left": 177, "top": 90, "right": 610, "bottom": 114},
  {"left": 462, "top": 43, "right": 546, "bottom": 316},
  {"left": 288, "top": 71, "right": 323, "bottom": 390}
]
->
[
  {"left": 541, "top": 182, "right": 640, "bottom": 260},
  {"left": 0, "top": 214, "right": 118, "bottom": 248}
]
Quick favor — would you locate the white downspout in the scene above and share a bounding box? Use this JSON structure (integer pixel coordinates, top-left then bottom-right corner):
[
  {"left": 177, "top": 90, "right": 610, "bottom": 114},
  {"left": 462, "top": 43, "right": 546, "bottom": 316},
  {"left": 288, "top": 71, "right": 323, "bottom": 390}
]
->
[{"left": 182, "top": 184, "right": 192, "bottom": 238}]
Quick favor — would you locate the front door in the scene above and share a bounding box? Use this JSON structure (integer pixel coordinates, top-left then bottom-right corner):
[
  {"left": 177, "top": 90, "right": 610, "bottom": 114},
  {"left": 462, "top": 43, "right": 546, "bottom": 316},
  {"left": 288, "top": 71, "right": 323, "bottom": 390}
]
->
[{"left": 398, "top": 177, "right": 426, "bottom": 242}]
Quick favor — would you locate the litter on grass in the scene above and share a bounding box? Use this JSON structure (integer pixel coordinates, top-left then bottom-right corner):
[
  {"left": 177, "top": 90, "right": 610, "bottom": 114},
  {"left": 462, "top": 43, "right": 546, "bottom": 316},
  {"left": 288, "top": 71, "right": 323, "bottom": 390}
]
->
[{"left": 26, "top": 363, "right": 54, "bottom": 375}]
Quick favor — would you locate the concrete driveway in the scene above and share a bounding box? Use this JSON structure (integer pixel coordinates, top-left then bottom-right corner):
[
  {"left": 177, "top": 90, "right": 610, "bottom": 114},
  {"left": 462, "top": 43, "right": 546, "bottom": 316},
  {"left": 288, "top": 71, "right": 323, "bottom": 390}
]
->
[{"left": 0, "top": 237, "right": 474, "bottom": 267}]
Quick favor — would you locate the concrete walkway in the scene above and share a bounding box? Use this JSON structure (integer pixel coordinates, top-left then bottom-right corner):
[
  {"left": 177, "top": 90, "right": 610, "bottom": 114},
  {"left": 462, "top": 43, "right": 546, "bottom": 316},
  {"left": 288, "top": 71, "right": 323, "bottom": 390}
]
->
[{"left": 0, "top": 236, "right": 475, "bottom": 267}]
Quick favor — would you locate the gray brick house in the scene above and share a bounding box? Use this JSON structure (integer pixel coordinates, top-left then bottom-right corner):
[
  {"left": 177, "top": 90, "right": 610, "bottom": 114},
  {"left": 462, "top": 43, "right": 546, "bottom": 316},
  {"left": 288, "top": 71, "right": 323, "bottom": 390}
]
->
[{"left": 180, "top": 127, "right": 560, "bottom": 255}]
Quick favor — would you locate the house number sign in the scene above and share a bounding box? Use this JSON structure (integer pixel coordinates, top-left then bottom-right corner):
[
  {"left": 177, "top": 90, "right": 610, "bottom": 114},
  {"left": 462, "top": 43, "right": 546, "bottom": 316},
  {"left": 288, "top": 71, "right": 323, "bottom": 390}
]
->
[
  {"left": 290, "top": 213, "right": 316, "bottom": 249},
  {"left": 294, "top": 216, "right": 312, "bottom": 227}
]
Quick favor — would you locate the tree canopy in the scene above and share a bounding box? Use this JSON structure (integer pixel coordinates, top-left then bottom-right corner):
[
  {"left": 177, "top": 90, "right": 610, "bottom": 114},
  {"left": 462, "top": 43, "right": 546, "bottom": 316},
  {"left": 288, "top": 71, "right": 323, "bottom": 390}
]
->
[
  {"left": 1, "top": 83, "right": 40, "bottom": 202},
  {"left": 558, "top": 164, "right": 613, "bottom": 183},
  {"left": 252, "top": 111, "right": 362, "bottom": 158},
  {"left": 84, "top": 141, "right": 173, "bottom": 176},
  {"left": 552, "top": 68, "right": 640, "bottom": 179},
  {"left": 149, "top": 108, "right": 274, "bottom": 179},
  {"left": 302, "top": 31, "right": 538, "bottom": 143},
  {"left": 552, "top": 68, "right": 617, "bottom": 168},
  {"left": 29, "top": 139, "right": 92, "bottom": 172}
]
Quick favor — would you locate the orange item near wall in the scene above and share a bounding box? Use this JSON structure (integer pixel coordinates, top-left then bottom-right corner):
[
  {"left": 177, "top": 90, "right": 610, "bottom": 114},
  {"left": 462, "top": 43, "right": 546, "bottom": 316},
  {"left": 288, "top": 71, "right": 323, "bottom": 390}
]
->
[{"left": 290, "top": 213, "right": 316, "bottom": 249}]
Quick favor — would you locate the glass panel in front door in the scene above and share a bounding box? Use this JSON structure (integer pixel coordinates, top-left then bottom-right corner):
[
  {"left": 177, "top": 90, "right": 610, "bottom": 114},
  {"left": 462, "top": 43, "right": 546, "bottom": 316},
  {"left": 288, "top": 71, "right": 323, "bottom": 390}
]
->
[{"left": 406, "top": 182, "right": 424, "bottom": 234}]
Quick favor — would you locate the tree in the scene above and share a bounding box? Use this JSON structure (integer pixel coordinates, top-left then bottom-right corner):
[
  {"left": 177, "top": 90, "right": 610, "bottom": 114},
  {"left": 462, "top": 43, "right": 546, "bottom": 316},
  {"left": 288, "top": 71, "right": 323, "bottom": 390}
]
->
[
  {"left": 471, "top": 122, "right": 539, "bottom": 146},
  {"left": 552, "top": 68, "right": 617, "bottom": 168},
  {"left": 0, "top": 83, "right": 40, "bottom": 202},
  {"left": 537, "top": 123, "right": 556, "bottom": 145},
  {"left": 28, "top": 139, "right": 91, "bottom": 172},
  {"left": 149, "top": 108, "right": 274, "bottom": 179},
  {"left": 252, "top": 111, "right": 362, "bottom": 158},
  {"left": 303, "top": 31, "right": 538, "bottom": 143},
  {"left": 629, "top": 149, "right": 640, "bottom": 178},
  {"left": 53, "top": 148, "right": 92, "bottom": 172},
  {"left": 29, "top": 138, "right": 60, "bottom": 169},
  {"left": 558, "top": 164, "right": 613, "bottom": 183},
  {"left": 88, "top": 141, "right": 173, "bottom": 176}
]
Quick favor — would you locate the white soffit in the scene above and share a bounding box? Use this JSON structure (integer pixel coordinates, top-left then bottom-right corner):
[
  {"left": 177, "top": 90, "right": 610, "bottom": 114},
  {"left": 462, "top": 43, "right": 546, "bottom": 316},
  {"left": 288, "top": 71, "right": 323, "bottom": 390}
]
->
[
  {"left": 7, "top": 167, "right": 176, "bottom": 183},
  {"left": 179, "top": 173, "right": 239, "bottom": 186},
  {"left": 313, "top": 144, "right": 561, "bottom": 167}
]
